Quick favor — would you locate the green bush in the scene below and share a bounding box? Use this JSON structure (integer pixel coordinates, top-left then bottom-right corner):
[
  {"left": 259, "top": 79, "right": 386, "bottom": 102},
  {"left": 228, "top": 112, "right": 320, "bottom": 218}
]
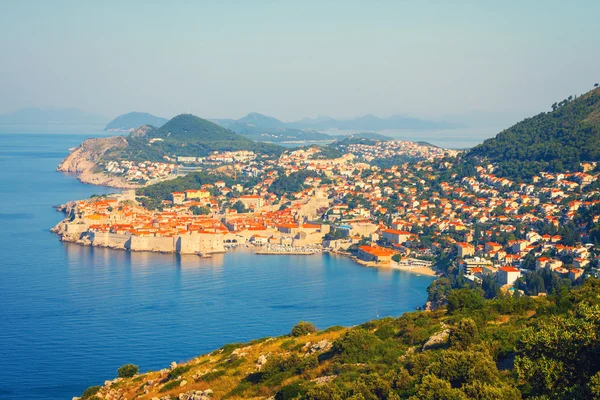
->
[
  {"left": 332, "top": 329, "right": 381, "bottom": 363},
  {"left": 169, "top": 364, "right": 191, "bottom": 379},
  {"left": 81, "top": 385, "right": 101, "bottom": 399},
  {"left": 199, "top": 369, "right": 226, "bottom": 382},
  {"left": 449, "top": 318, "right": 479, "bottom": 349},
  {"left": 291, "top": 321, "right": 317, "bottom": 337},
  {"left": 275, "top": 382, "right": 308, "bottom": 400},
  {"left": 447, "top": 288, "right": 485, "bottom": 314},
  {"left": 159, "top": 380, "right": 181, "bottom": 392},
  {"left": 117, "top": 363, "right": 139, "bottom": 378},
  {"left": 374, "top": 325, "right": 396, "bottom": 340}
]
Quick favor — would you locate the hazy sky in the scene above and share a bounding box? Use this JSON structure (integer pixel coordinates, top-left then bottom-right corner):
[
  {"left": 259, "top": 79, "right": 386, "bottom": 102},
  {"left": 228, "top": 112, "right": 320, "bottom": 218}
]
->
[{"left": 0, "top": 0, "right": 598, "bottom": 121}]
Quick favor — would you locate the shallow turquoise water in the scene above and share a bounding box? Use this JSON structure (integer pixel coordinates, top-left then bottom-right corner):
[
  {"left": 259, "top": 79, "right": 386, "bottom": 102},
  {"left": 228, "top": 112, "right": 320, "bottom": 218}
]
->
[{"left": 0, "top": 133, "right": 435, "bottom": 399}]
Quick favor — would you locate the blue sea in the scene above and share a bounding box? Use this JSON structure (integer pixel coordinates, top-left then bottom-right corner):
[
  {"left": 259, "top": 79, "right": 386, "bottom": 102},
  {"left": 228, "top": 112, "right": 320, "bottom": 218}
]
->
[{"left": 0, "top": 131, "right": 435, "bottom": 400}]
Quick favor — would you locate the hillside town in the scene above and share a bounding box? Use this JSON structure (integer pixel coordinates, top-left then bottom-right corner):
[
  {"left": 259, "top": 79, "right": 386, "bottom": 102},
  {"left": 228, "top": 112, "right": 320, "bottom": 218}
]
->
[{"left": 54, "top": 142, "right": 600, "bottom": 296}]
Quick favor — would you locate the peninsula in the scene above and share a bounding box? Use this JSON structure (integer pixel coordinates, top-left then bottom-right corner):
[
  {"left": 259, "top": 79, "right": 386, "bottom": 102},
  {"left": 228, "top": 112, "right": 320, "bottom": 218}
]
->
[{"left": 54, "top": 87, "right": 600, "bottom": 283}]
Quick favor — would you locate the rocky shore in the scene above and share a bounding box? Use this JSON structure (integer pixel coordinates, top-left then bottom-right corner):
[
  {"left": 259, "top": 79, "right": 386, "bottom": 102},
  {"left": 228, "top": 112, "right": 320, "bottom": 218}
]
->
[{"left": 57, "top": 136, "right": 141, "bottom": 189}]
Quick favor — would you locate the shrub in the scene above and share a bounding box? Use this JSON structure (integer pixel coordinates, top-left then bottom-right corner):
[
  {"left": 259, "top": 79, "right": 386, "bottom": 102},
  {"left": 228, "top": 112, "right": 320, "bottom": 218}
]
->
[
  {"left": 447, "top": 288, "right": 485, "bottom": 314},
  {"left": 81, "top": 385, "right": 101, "bottom": 399},
  {"left": 281, "top": 339, "right": 296, "bottom": 350},
  {"left": 169, "top": 364, "right": 191, "bottom": 379},
  {"left": 276, "top": 382, "right": 308, "bottom": 400},
  {"left": 159, "top": 380, "right": 181, "bottom": 392},
  {"left": 199, "top": 369, "right": 226, "bottom": 382},
  {"left": 449, "top": 318, "right": 479, "bottom": 349},
  {"left": 374, "top": 325, "right": 396, "bottom": 340},
  {"left": 321, "top": 325, "right": 345, "bottom": 334},
  {"left": 117, "top": 363, "right": 139, "bottom": 378},
  {"left": 291, "top": 321, "right": 317, "bottom": 337},
  {"left": 332, "top": 329, "right": 381, "bottom": 363}
]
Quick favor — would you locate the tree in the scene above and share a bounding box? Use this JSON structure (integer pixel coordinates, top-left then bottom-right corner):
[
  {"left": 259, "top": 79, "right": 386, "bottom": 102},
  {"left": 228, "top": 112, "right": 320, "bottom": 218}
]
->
[
  {"left": 449, "top": 318, "right": 479, "bottom": 349},
  {"left": 515, "top": 303, "right": 600, "bottom": 398},
  {"left": 447, "top": 288, "right": 485, "bottom": 314},
  {"left": 291, "top": 321, "right": 317, "bottom": 337},
  {"left": 231, "top": 200, "right": 247, "bottom": 213},
  {"left": 190, "top": 205, "right": 210, "bottom": 215},
  {"left": 117, "top": 363, "right": 139, "bottom": 378}
]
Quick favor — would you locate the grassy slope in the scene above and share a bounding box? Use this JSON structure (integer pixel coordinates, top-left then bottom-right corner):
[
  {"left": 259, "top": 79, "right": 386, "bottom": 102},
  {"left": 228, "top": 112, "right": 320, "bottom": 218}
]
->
[{"left": 84, "top": 293, "right": 552, "bottom": 399}]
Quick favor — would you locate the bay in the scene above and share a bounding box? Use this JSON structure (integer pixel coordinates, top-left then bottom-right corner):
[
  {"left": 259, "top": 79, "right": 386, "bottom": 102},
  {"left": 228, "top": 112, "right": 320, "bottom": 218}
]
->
[{"left": 0, "top": 132, "right": 435, "bottom": 400}]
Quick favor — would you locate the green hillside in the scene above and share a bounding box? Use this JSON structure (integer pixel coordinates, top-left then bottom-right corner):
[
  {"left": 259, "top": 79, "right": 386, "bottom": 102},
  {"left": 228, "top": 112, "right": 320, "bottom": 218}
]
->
[
  {"left": 148, "top": 114, "right": 283, "bottom": 155},
  {"left": 468, "top": 86, "right": 600, "bottom": 180},
  {"left": 150, "top": 114, "right": 242, "bottom": 142},
  {"left": 80, "top": 279, "right": 600, "bottom": 400},
  {"left": 107, "top": 114, "right": 283, "bottom": 161}
]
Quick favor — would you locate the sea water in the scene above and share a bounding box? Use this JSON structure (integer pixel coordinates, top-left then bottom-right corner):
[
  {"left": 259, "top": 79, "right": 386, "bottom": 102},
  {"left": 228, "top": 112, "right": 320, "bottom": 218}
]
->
[{"left": 0, "top": 132, "right": 435, "bottom": 400}]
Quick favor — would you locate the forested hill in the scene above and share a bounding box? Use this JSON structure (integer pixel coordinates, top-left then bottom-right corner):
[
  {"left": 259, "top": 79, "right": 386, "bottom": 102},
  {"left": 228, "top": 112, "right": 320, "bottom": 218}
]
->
[
  {"left": 134, "top": 114, "right": 283, "bottom": 157},
  {"left": 467, "top": 86, "right": 600, "bottom": 180}
]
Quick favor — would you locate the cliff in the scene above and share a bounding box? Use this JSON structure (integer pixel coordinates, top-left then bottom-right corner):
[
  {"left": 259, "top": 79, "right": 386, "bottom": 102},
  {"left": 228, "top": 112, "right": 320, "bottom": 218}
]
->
[
  {"left": 58, "top": 136, "right": 126, "bottom": 173},
  {"left": 57, "top": 136, "right": 140, "bottom": 188}
]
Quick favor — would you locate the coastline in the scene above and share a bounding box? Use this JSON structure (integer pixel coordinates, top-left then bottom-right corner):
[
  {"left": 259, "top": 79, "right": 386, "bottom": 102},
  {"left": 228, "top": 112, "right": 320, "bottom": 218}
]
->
[
  {"left": 72, "top": 170, "right": 142, "bottom": 189},
  {"left": 339, "top": 253, "right": 439, "bottom": 276},
  {"left": 52, "top": 219, "right": 437, "bottom": 278}
]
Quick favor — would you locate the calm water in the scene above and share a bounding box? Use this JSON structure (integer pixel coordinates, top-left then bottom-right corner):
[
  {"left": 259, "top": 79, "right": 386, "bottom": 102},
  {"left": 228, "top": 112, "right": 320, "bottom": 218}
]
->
[{"left": 0, "top": 133, "right": 435, "bottom": 400}]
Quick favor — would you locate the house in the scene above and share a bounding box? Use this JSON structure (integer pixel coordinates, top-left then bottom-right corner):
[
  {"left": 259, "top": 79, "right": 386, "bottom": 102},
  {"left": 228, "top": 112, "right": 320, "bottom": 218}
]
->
[
  {"left": 456, "top": 242, "right": 475, "bottom": 258},
  {"left": 573, "top": 257, "right": 589, "bottom": 269},
  {"left": 497, "top": 266, "right": 520, "bottom": 286},
  {"left": 485, "top": 242, "right": 502, "bottom": 253},
  {"left": 459, "top": 257, "right": 493, "bottom": 275},
  {"left": 184, "top": 189, "right": 211, "bottom": 200},
  {"left": 239, "top": 195, "right": 264, "bottom": 209},
  {"left": 569, "top": 268, "right": 584, "bottom": 281},
  {"left": 381, "top": 229, "right": 413, "bottom": 245},
  {"left": 357, "top": 245, "right": 397, "bottom": 263},
  {"left": 172, "top": 192, "right": 185, "bottom": 205}
]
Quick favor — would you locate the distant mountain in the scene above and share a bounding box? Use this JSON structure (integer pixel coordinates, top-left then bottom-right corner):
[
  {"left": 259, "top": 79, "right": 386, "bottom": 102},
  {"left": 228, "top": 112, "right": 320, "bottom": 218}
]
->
[
  {"left": 0, "top": 107, "right": 108, "bottom": 124},
  {"left": 288, "top": 114, "right": 464, "bottom": 131},
  {"left": 343, "top": 132, "right": 393, "bottom": 141},
  {"left": 235, "top": 112, "right": 286, "bottom": 129},
  {"left": 210, "top": 112, "right": 462, "bottom": 143},
  {"left": 212, "top": 112, "right": 332, "bottom": 143},
  {"left": 138, "top": 114, "right": 283, "bottom": 157},
  {"left": 104, "top": 112, "right": 168, "bottom": 131},
  {"left": 467, "top": 86, "right": 600, "bottom": 180}
]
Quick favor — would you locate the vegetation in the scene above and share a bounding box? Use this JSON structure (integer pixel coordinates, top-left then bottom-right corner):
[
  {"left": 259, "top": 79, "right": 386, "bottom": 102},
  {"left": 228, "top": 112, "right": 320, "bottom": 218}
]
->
[
  {"left": 468, "top": 86, "right": 600, "bottom": 180},
  {"left": 81, "top": 385, "right": 101, "bottom": 399},
  {"left": 136, "top": 171, "right": 232, "bottom": 202},
  {"left": 104, "top": 113, "right": 284, "bottom": 162},
  {"left": 268, "top": 170, "right": 329, "bottom": 197},
  {"left": 291, "top": 321, "right": 317, "bottom": 337},
  {"left": 87, "top": 279, "right": 600, "bottom": 400},
  {"left": 117, "top": 363, "right": 139, "bottom": 378}
]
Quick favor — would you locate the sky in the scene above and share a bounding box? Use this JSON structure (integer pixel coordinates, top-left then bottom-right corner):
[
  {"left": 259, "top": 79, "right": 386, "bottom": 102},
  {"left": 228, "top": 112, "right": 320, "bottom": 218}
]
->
[{"left": 0, "top": 0, "right": 598, "bottom": 122}]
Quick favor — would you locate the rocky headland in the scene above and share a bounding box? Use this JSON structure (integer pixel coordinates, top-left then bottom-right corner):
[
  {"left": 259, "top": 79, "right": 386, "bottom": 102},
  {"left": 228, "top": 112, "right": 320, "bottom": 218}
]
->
[{"left": 57, "top": 136, "right": 140, "bottom": 189}]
